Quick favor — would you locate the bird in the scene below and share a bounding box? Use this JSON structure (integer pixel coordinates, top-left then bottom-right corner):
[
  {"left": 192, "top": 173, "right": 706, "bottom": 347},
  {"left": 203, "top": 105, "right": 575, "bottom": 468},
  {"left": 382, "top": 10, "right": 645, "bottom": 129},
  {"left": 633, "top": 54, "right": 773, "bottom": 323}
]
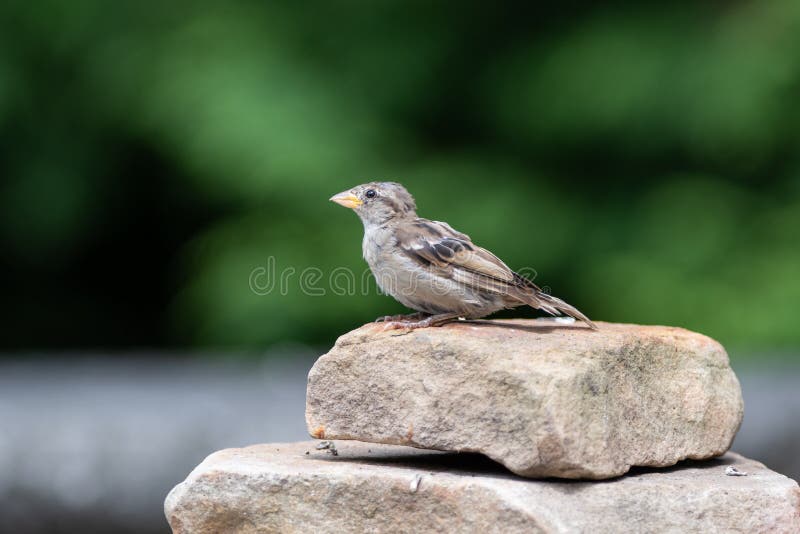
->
[{"left": 330, "top": 182, "right": 597, "bottom": 331}]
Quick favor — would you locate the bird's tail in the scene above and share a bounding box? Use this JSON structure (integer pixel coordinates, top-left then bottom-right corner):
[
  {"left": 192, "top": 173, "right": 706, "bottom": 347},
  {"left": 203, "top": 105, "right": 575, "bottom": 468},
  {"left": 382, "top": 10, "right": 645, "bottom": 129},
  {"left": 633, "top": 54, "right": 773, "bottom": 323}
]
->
[{"left": 531, "top": 290, "right": 598, "bottom": 330}]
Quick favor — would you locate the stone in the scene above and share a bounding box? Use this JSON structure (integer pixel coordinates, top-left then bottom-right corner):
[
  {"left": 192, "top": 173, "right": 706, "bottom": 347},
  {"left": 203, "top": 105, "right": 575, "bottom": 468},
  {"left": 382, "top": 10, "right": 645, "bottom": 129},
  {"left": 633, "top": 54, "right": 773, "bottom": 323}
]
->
[
  {"left": 306, "top": 320, "right": 743, "bottom": 479},
  {"left": 164, "top": 441, "right": 800, "bottom": 533}
]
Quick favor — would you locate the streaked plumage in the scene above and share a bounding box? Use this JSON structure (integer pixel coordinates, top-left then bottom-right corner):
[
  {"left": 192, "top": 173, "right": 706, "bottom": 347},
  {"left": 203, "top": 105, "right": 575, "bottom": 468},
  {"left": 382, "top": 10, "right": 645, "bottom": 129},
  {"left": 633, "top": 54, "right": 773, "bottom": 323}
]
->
[{"left": 330, "top": 182, "right": 596, "bottom": 330}]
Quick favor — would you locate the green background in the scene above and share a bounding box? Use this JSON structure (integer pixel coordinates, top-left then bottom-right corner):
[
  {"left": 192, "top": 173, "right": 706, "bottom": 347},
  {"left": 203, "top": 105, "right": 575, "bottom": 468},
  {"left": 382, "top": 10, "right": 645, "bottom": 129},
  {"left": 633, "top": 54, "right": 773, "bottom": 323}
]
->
[{"left": 2, "top": 0, "right": 799, "bottom": 354}]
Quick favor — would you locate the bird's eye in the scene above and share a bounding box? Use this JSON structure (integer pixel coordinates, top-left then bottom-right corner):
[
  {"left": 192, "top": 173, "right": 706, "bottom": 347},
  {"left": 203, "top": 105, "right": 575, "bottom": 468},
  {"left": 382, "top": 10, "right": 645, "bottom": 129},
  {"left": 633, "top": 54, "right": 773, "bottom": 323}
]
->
[{"left": 365, "top": 189, "right": 377, "bottom": 199}]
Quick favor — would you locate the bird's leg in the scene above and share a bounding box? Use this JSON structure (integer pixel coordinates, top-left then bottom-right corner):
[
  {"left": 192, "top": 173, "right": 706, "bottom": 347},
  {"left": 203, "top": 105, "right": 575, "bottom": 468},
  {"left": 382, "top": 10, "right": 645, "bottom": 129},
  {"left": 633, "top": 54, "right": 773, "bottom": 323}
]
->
[
  {"left": 374, "top": 311, "right": 426, "bottom": 323},
  {"left": 381, "top": 312, "right": 461, "bottom": 331}
]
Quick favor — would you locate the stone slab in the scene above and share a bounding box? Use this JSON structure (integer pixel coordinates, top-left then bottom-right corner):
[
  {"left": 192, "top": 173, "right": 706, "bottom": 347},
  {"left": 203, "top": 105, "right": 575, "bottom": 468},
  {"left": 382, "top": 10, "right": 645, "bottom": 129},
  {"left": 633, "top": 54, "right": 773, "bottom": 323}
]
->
[{"left": 165, "top": 441, "right": 800, "bottom": 533}]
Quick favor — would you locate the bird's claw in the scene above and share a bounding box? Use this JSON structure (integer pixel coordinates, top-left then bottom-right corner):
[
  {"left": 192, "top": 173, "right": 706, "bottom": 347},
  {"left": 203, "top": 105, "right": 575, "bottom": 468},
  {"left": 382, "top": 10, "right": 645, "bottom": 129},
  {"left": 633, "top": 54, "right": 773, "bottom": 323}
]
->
[
  {"left": 380, "top": 319, "right": 429, "bottom": 331},
  {"left": 375, "top": 312, "right": 424, "bottom": 323},
  {"left": 379, "top": 313, "right": 461, "bottom": 331}
]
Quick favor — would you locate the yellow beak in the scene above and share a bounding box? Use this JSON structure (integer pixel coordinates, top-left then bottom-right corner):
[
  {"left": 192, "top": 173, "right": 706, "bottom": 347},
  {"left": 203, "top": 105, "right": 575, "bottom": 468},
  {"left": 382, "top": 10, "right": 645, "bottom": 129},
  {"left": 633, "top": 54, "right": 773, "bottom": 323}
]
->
[{"left": 329, "top": 191, "right": 363, "bottom": 209}]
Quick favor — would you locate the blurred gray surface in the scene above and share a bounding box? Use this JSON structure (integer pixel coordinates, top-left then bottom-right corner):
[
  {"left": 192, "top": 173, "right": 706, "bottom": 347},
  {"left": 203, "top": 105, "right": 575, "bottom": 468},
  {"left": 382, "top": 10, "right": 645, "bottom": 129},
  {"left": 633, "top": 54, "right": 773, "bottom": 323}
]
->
[
  {"left": 0, "top": 353, "right": 314, "bottom": 534},
  {"left": 0, "top": 354, "right": 798, "bottom": 533},
  {"left": 730, "top": 360, "right": 800, "bottom": 482}
]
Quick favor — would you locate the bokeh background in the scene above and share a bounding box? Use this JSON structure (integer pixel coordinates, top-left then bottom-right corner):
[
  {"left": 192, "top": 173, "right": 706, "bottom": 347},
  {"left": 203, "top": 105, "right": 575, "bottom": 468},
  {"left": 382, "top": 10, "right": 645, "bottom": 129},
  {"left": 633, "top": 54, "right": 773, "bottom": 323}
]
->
[{"left": 1, "top": 0, "right": 799, "bottom": 532}]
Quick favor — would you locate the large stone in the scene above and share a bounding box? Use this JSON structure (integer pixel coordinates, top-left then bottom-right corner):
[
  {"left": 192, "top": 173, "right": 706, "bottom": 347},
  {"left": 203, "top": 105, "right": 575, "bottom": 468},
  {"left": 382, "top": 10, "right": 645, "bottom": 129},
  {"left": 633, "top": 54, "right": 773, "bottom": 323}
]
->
[
  {"left": 306, "top": 320, "right": 743, "bottom": 479},
  {"left": 165, "top": 441, "right": 800, "bottom": 533}
]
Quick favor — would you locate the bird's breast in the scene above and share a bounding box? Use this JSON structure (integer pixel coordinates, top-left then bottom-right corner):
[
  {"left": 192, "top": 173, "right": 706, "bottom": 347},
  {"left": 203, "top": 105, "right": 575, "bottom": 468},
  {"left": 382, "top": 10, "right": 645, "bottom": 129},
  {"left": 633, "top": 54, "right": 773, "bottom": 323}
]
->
[{"left": 361, "top": 234, "right": 381, "bottom": 269}]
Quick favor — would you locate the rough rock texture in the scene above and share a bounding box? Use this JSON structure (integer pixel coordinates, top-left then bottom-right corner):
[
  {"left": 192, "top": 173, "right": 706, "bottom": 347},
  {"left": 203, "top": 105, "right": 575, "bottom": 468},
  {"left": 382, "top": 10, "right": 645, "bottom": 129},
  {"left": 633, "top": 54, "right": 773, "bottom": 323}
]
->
[
  {"left": 306, "top": 320, "right": 743, "bottom": 479},
  {"left": 165, "top": 441, "right": 800, "bottom": 533}
]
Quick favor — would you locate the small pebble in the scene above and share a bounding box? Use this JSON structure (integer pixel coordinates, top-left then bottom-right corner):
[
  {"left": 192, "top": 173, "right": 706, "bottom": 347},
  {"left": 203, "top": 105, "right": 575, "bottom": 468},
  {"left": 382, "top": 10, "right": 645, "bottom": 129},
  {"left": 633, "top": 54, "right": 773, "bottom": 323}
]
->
[
  {"left": 725, "top": 466, "right": 747, "bottom": 476},
  {"left": 315, "top": 440, "right": 339, "bottom": 456}
]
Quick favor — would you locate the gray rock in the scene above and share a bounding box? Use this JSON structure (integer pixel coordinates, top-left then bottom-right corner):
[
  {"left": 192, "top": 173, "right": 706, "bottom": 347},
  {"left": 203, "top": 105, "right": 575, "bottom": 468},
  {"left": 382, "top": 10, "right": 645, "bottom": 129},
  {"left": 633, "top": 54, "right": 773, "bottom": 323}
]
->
[
  {"left": 306, "top": 320, "right": 744, "bottom": 479},
  {"left": 164, "top": 441, "right": 800, "bottom": 533}
]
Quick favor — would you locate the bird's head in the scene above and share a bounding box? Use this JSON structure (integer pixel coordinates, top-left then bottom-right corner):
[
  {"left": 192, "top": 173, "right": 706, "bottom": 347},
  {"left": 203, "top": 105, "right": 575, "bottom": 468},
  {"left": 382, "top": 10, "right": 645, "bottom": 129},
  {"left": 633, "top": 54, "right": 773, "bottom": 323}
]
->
[{"left": 330, "top": 182, "right": 417, "bottom": 226}]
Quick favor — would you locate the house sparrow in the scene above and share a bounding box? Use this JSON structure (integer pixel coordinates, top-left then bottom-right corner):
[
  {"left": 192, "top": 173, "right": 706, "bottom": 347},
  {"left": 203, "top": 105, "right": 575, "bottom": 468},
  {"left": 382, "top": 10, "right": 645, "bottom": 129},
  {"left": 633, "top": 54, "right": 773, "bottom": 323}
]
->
[{"left": 330, "top": 182, "right": 597, "bottom": 330}]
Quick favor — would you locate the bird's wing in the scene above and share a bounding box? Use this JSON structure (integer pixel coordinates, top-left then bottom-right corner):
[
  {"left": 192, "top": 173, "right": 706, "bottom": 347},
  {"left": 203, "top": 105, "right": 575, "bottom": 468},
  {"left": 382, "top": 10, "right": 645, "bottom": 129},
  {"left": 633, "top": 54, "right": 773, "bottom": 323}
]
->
[
  {"left": 396, "top": 219, "right": 525, "bottom": 294},
  {"left": 395, "top": 217, "right": 597, "bottom": 328}
]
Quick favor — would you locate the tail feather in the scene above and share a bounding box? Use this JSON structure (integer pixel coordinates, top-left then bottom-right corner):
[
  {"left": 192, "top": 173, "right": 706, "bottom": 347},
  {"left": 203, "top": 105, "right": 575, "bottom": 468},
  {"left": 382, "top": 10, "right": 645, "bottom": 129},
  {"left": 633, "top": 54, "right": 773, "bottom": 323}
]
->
[{"left": 531, "top": 291, "right": 598, "bottom": 330}]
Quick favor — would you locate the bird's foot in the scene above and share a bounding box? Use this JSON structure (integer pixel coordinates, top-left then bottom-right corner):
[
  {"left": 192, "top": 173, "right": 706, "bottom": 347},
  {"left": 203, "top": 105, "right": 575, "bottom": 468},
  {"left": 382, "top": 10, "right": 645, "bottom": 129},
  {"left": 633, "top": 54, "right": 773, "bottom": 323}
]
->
[
  {"left": 380, "top": 313, "right": 461, "bottom": 331},
  {"left": 374, "top": 312, "right": 425, "bottom": 323}
]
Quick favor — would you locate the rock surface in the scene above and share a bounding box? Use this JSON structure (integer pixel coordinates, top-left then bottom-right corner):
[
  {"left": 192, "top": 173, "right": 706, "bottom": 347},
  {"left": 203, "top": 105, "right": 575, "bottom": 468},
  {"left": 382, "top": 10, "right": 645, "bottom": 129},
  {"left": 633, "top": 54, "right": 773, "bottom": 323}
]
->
[
  {"left": 306, "top": 319, "right": 743, "bottom": 479},
  {"left": 165, "top": 441, "right": 800, "bottom": 533}
]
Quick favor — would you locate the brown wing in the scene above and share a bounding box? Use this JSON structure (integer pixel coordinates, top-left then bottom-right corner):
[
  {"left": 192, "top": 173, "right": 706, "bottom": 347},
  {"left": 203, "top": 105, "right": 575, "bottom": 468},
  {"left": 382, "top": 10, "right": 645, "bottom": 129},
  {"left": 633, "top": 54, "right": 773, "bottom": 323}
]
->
[
  {"left": 396, "top": 219, "right": 531, "bottom": 295},
  {"left": 395, "top": 218, "right": 598, "bottom": 328}
]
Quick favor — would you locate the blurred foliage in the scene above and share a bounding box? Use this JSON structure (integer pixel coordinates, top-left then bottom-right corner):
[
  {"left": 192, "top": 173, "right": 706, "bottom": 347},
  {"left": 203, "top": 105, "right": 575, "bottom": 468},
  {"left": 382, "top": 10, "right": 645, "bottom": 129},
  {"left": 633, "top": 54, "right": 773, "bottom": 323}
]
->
[{"left": 1, "top": 0, "right": 799, "bottom": 352}]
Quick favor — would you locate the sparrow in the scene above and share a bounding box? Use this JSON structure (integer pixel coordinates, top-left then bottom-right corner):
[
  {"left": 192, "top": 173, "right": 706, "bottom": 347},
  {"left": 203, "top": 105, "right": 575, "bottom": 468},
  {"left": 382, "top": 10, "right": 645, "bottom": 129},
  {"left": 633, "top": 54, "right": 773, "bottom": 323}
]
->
[{"left": 330, "top": 182, "right": 597, "bottom": 331}]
